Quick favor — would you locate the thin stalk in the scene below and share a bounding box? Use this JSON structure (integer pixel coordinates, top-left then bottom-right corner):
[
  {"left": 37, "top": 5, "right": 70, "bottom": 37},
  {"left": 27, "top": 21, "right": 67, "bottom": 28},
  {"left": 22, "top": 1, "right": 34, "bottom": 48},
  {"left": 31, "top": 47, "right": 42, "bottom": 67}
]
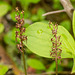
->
[
  {"left": 20, "top": 22, "right": 27, "bottom": 75},
  {"left": 22, "top": 49, "right": 27, "bottom": 75},
  {"left": 55, "top": 30, "right": 58, "bottom": 75},
  {"left": 55, "top": 56, "right": 58, "bottom": 75}
]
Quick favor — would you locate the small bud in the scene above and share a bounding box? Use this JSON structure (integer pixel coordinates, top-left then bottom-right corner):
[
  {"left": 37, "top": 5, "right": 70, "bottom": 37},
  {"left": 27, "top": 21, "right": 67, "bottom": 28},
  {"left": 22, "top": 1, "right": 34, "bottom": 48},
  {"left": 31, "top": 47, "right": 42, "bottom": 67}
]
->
[
  {"left": 16, "top": 7, "right": 19, "bottom": 12},
  {"left": 21, "top": 10, "right": 24, "bottom": 14},
  {"left": 15, "top": 15, "right": 19, "bottom": 20},
  {"left": 58, "top": 56, "right": 61, "bottom": 59},
  {"left": 22, "top": 28, "right": 25, "bottom": 32},
  {"left": 16, "top": 31, "right": 19, "bottom": 34},
  {"left": 49, "top": 21, "right": 52, "bottom": 25},
  {"left": 49, "top": 22, "right": 62, "bottom": 60},
  {"left": 51, "top": 38, "right": 53, "bottom": 41},
  {"left": 58, "top": 36, "right": 61, "bottom": 41},
  {"left": 24, "top": 36, "right": 27, "bottom": 40},
  {"left": 16, "top": 34, "right": 19, "bottom": 38}
]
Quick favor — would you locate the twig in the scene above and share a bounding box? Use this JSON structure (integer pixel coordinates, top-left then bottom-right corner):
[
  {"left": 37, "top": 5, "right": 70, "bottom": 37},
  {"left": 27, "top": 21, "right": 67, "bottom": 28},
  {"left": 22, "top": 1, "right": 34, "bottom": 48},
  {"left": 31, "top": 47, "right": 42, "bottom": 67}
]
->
[
  {"left": 60, "top": 0, "right": 74, "bottom": 19},
  {"left": 42, "top": 0, "right": 74, "bottom": 20},
  {"left": 42, "top": 9, "right": 65, "bottom": 16}
]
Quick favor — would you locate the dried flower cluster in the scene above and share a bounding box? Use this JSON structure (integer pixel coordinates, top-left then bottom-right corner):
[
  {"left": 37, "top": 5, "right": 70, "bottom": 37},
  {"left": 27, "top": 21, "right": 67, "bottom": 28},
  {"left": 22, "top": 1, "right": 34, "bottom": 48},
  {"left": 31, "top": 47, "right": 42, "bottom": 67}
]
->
[
  {"left": 49, "top": 22, "right": 62, "bottom": 59},
  {"left": 15, "top": 7, "right": 27, "bottom": 52}
]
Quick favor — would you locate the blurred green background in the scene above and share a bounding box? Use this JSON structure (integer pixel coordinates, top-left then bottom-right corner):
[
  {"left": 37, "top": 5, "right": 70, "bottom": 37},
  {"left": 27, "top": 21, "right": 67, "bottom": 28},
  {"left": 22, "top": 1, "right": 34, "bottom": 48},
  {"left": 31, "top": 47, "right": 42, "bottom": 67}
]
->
[{"left": 0, "top": 0, "right": 74, "bottom": 75}]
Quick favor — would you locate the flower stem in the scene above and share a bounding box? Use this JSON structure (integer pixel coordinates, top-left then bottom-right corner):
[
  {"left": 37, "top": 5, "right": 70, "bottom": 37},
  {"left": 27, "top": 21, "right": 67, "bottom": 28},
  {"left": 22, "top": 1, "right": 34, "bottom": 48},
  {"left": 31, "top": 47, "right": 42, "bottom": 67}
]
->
[
  {"left": 22, "top": 49, "right": 27, "bottom": 75},
  {"left": 55, "top": 56, "right": 58, "bottom": 75}
]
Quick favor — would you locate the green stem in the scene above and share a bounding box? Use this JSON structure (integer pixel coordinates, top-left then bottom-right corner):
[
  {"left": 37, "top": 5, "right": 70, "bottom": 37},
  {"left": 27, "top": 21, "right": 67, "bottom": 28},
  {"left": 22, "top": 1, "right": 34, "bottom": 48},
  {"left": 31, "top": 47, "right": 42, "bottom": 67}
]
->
[
  {"left": 22, "top": 49, "right": 27, "bottom": 75},
  {"left": 55, "top": 56, "right": 58, "bottom": 75},
  {"left": 71, "top": 55, "right": 75, "bottom": 74}
]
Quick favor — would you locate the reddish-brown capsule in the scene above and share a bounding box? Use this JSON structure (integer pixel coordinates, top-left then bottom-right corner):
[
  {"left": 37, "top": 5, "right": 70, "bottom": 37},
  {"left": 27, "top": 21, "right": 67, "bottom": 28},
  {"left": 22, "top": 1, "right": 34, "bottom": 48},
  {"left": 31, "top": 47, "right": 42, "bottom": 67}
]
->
[
  {"left": 49, "top": 22, "right": 62, "bottom": 60},
  {"left": 15, "top": 7, "right": 27, "bottom": 52}
]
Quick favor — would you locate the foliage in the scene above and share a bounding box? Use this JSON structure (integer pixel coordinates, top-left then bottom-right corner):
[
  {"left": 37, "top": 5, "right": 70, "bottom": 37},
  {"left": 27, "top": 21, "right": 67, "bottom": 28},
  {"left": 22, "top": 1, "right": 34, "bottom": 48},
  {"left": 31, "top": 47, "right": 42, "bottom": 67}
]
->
[
  {"left": 53, "top": 0, "right": 63, "bottom": 9},
  {"left": 0, "top": 64, "right": 8, "bottom": 75},
  {"left": 60, "top": 20, "right": 71, "bottom": 31},
  {"left": 19, "top": 0, "right": 40, "bottom": 10},
  {"left": 47, "top": 61, "right": 63, "bottom": 72},
  {"left": 27, "top": 58, "right": 46, "bottom": 70},
  {"left": 23, "top": 22, "right": 75, "bottom": 73},
  {"left": 37, "top": 8, "right": 45, "bottom": 20},
  {"left": 31, "top": 8, "right": 45, "bottom": 22},
  {"left": 1, "top": 0, "right": 75, "bottom": 74},
  {"left": 23, "top": 22, "right": 74, "bottom": 58},
  {"left": 0, "top": 2, "right": 11, "bottom": 17},
  {"left": 10, "top": 11, "right": 16, "bottom": 21},
  {"left": 0, "top": 23, "right": 4, "bottom": 34},
  {"left": 11, "top": 0, "right": 16, "bottom": 8},
  {"left": 4, "top": 28, "right": 16, "bottom": 46},
  {"left": 47, "top": 61, "right": 56, "bottom": 72}
]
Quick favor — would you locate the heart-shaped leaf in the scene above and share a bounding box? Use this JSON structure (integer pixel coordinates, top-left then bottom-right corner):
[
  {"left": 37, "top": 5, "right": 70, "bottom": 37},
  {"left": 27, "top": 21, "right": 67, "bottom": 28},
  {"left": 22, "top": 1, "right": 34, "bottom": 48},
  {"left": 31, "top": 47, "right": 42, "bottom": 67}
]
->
[{"left": 24, "top": 22, "right": 74, "bottom": 58}]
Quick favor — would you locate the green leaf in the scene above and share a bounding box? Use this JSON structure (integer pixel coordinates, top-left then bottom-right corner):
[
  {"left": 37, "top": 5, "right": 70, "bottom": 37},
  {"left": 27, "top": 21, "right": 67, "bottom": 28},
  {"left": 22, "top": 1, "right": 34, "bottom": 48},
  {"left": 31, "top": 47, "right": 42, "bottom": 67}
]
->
[
  {"left": 31, "top": 15, "right": 39, "bottom": 22},
  {"left": 27, "top": 58, "right": 46, "bottom": 70},
  {"left": 53, "top": 0, "right": 62, "bottom": 9},
  {"left": 37, "top": 8, "right": 45, "bottom": 20},
  {"left": 24, "top": 22, "right": 74, "bottom": 58},
  {"left": 4, "top": 28, "right": 16, "bottom": 45},
  {"left": 31, "top": 8, "right": 45, "bottom": 21},
  {"left": 47, "top": 61, "right": 63, "bottom": 72},
  {"left": 73, "top": 10, "right": 75, "bottom": 37},
  {"left": 0, "top": 23, "right": 4, "bottom": 34},
  {"left": 20, "top": 0, "right": 40, "bottom": 9},
  {"left": 10, "top": 11, "right": 16, "bottom": 21},
  {"left": 25, "top": 0, "right": 40, "bottom": 7},
  {"left": 11, "top": 0, "right": 16, "bottom": 7},
  {"left": 58, "top": 26, "right": 75, "bottom": 57},
  {"left": 0, "top": 2, "right": 10, "bottom": 17},
  {"left": 60, "top": 20, "right": 71, "bottom": 31},
  {"left": 24, "top": 22, "right": 52, "bottom": 58},
  {"left": 71, "top": 0, "right": 75, "bottom": 2},
  {"left": 0, "top": 65, "right": 8, "bottom": 75},
  {"left": 47, "top": 61, "right": 55, "bottom": 72},
  {"left": 24, "top": 11, "right": 30, "bottom": 19}
]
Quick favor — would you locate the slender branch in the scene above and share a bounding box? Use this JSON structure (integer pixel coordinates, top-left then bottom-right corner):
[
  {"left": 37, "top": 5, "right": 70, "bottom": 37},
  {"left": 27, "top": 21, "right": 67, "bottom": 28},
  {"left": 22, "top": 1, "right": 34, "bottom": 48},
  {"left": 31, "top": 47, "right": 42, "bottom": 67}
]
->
[
  {"left": 60, "top": 0, "right": 74, "bottom": 19},
  {"left": 42, "top": 9, "right": 65, "bottom": 16},
  {"left": 42, "top": 0, "right": 74, "bottom": 20}
]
